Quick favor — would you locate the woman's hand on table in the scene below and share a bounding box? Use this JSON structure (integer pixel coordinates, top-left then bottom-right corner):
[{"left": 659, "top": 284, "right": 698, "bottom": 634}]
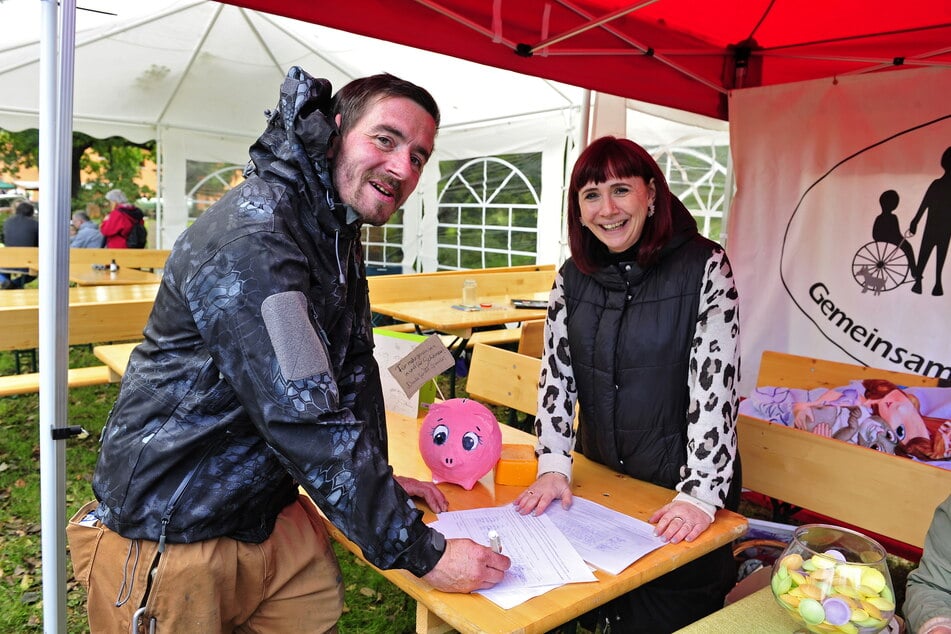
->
[
  {"left": 395, "top": 475, "right": 448, "bottom": 513},
  {"left": 422, "top": 538, "right": 511, "bottom": 593},
  {"left": 650, "top": 501, "right": 712, "bottom": 543},
  {"left": 512, "top": 472, "right": 571, "bottom": 516}
]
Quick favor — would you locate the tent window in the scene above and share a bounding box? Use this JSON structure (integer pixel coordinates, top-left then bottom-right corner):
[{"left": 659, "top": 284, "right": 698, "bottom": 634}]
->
[
  {"left": 436, "top": 154, "right": 541, "bottom": 270},
  {"left": 186, "top": 162, "right": 244, "bottom": 220},
  {"left": 649, "top": 143, "right": 729, "bottom": 244},
  {"left": 362, "top": 208, "right": 404, "bottom": 267}
]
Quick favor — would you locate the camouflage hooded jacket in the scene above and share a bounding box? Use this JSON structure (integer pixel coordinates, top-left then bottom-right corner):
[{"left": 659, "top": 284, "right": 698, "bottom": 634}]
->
[{"left": 92, "top": 67, "right": 443, "bottom": 577}]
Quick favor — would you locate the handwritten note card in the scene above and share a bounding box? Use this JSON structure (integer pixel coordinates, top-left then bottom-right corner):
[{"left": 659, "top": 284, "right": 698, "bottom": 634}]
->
[
  {"left": 373, "top": 329, "right": 443, "bottom": 417},
  {"left": 387, "top": 334, "right": 454, "bottom": 398}
]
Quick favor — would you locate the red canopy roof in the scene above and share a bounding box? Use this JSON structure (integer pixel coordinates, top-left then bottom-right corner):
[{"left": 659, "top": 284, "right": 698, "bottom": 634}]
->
[{"left": 217, "top": 0, "right": 951, "bottom": 120}]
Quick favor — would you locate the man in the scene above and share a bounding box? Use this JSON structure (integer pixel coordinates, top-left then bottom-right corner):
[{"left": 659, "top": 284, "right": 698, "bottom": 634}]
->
[
  {"left": 68, "top": 67, "right": 510, "bottom": 633},
  {"left": 0, "top": 201, "right": 39, "bottom": 289},
  {"left": 69, "top": 210, "right": 105, "bottom": 248}
]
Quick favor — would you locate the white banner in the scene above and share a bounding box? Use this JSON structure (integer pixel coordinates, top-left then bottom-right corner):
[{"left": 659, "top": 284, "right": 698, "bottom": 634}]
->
[{"left": 728, "top": 67, "right": 951, "bottom": 394}]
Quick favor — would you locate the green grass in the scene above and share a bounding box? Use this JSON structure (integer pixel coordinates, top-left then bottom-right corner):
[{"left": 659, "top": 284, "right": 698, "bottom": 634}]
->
[{"left": 0, "top": 348, "right": 918, "bottom": 632}]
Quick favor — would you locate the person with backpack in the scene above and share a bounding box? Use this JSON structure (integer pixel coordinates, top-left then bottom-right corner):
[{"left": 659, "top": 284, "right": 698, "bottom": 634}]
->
[{"left": 100, "top": 189, "right": 147, "bottom": 248}]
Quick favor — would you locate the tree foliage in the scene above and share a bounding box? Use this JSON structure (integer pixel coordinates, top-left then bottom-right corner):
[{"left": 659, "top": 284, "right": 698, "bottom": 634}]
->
[{"left": 0, "top": 128, "right": 155, "bottom": 219}]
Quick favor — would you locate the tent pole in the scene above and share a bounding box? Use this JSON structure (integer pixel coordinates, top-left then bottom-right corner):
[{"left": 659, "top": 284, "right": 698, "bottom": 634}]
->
[
  {"left": 721, "top": 144, "right": 735, "bottom": 248},
  {"left": 39, "top": 0, "right": 75, "bottom": 631},
  {"left": 579, "top": 89, "right": 591, "bottom": 147}
]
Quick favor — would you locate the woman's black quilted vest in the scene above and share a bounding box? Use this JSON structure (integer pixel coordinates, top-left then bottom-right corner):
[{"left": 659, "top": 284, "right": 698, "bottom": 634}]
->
[{"left": 563, "top": 233, "right": 718, "bottom": 490}]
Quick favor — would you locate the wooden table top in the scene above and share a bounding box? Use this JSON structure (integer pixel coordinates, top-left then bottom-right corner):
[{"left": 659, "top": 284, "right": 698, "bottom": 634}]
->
[
  {"left": 89, "top": 341, "right": 749, "bottom": 634},
  {"left": 324, "top": 413, "right": 748, "bottom": 634},
  {"left": 0, "top": 283, "right": 160, "bottom": 309},
  {"left": 69, "top": 266, "right": 162, "bottom": 286},
  {"left": 372, "top": 293, "right": 549, "bottom": 337}
]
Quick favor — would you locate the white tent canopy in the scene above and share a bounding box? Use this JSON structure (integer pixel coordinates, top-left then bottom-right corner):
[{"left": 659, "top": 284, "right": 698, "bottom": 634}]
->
[{"left": 0, "top": 0, "right": 726, "bottom": 262}]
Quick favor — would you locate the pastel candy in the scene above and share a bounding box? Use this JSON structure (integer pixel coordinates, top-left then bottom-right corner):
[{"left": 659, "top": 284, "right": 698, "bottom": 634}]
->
[
  {"left": 771, "top": 549, "right": 894, "bottom": 633},
  {"left": 822, "top": 597, "right": 851, "bottom": 626},
  {"left": 861, "top": 568, "right": 887, "bottom": 593},
  {"left": 823, "top": 549, "right": 846, "bottom": 562},
  {"left": 798, "top": 598, "right": 825, "bottom": 624}
]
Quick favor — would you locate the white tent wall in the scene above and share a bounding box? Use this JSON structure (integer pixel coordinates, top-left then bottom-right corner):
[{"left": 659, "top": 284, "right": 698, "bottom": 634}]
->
[
  {"left": 156, "top": 126, "right": 257, "bottom": 247},
  {"left": 422, "top": 109, "right": 580, "bottom": 270}
]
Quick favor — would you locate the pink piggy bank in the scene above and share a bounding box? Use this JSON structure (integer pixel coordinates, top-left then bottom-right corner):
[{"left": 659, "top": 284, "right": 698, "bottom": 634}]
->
[{"left": 419, "top": 398, "right": 502, "bottom": 490}]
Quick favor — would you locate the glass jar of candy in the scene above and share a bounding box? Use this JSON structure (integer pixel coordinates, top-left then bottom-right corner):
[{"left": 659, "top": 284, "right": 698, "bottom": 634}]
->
[{"left": 770, "top": 524, "right": 895, "bottom": 633}]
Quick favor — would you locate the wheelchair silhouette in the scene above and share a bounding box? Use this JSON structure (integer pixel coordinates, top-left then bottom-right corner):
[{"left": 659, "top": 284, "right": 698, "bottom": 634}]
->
[{"left": 851, "top": 237, "right": 913, "bottom": 295}]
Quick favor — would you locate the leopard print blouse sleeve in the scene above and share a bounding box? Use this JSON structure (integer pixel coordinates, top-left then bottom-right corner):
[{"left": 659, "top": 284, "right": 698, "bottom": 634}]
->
[
  {"left": 677, "top": 248, "right": 740, "bottom": 512},
  {"left": 534, "top": 271, "right": 577, "bottom": 480},
  {"left": 533, "top": 251, "right": 740, "bottom": 512}
]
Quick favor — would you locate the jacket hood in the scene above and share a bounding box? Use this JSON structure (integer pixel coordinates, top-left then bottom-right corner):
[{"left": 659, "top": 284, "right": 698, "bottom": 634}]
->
[
  {"left": 117, "top": 204, "right": 144, "bottom": 221},
  {"left": 247, "top": 66, "right": 344, "bottom": 233}
]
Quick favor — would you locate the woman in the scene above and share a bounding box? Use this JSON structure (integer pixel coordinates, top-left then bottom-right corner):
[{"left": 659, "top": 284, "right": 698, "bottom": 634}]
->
[
  {"left": 514, "top": 136, "right": 741, "bottom": 632},
  {"left": 99, "top": 188, "right": 143, "bottom": 248}
]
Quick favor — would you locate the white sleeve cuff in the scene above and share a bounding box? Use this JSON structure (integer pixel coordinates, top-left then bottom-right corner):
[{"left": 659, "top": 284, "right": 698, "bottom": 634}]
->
[
  {"left": 536, "top": 453, "right": 572, "bottom": 483},
  {"left": 674, "top": 492, "right": 717, "bottom": 521}
]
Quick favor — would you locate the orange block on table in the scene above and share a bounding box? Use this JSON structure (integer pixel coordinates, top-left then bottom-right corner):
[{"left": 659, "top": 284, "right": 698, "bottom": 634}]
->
[{"left": 494, "top": 443, "right": 538, "bottom": 486}]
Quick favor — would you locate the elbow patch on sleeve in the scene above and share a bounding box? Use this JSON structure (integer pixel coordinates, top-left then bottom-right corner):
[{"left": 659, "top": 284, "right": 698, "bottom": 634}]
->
[{"left": 261, "top": 291, "right": 330, "bottom": 381}]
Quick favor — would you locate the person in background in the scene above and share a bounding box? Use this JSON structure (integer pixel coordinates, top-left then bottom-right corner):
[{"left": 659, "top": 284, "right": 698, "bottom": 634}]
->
[
  {"left": 0, "top": 200, "right": 39, "bottom": 289},
  {"left": 904, "top": 493, "right": 951, "bottom": 634},
  {"left": 99, "top": 188, "right": 142, "bottom": 248},
  {"left": 514, "top": 136, "right": 741, "bottom": 632},
  {"left": 67, "top": 67, "right": 509, "bottom": 634},
  {"left": 70, "top": 210, "right": 105, "bottom": 248}
]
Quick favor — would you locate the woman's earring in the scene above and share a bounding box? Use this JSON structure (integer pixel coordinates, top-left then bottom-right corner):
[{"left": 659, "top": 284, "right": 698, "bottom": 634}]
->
[{"left": 648, "top": 201, "right": 655, "bottom": 218}]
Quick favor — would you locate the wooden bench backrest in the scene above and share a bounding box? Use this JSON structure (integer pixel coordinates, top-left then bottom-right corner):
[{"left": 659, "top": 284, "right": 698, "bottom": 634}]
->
[
  {"left": 756, "top": 349, "right": 938, "bottom": 389},
  {"left": 517, "top": 319, "right": 546, "bottom": 358},
  {"left": 467, "top": 343, "right": 541, "bottom": 415},
  {"left": 0, "top": 246, "right": 40, "bottom": 269},
  {"left": 740, "top": 350, "right": 950, "bottom": 549},
  {"left": 67, "top": 248, "right": 171, "bottom": 270},
  {"left": 369, "top": 267, "right": 555, "bottom": 305},
  {"left": 0, "top": 247, "right": 170, "bottom": 270},
  {"left": 0, "top": 284, "right": 158, "bottom": 351}
]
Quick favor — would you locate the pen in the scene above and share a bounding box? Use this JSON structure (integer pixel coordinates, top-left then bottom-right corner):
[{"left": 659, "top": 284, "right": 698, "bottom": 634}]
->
[{"left": 488, "top": 529, "right": 502, "bottom": 554}]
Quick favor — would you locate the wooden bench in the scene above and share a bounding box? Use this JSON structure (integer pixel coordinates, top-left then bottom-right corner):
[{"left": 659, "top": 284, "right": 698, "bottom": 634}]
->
[
  {"left": 0, "top": 284, "right": 158, "bottom": 396},
  {"left": 739, "top": 350, "right": 950, "bottom": 551},
  {"left": 67, "top": 248, "right": 171, "bottom": 271},
  {"left": 469, "top": 346, "right": 951, "bottom": 552},
  {"left": 676, "top": 351, "right": 951, "bottom": 632},
  {"left": 0, "top": 246, "right": 170, "bottom": 272},
  {"left": 517, "top": 318, "right": 545, "bottom": 358},
  {"left": 369, "top": 265, "right": 554, "bottom": 351},
  {"left": 467, "top": 343, "right": 542, "bottom": 416},
  {"left": 0, "top": 366, "right": 117, "bottom": 397},
  {"left": 368, "top": 265, "right": 554, "bottom": 305}
]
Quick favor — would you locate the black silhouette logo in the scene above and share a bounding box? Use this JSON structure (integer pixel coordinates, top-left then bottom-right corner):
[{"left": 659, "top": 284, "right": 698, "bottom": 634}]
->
[{"left": 853, "top": 146, "right": 951, "bottom": 297}]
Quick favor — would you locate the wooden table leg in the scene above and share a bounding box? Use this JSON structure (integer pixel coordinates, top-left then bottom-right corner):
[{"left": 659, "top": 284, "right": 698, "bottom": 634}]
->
[{"left": 416, "top": 602, "right": 453, "bottom": 634}]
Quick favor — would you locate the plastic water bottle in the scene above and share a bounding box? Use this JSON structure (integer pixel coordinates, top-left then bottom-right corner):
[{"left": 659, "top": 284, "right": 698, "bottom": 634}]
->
[{"left": 462, "top": 279, "right": 478, "bottom": 307}]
